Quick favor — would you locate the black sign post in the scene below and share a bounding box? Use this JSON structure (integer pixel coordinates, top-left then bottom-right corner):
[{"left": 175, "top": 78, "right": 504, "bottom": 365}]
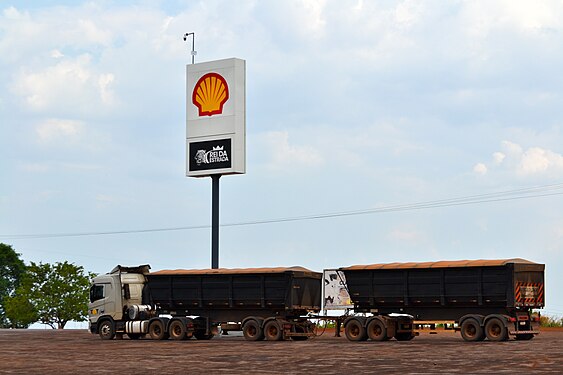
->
[
  {"left": 211, "top": 174, "right": 220, "bottom": 269},
  {"left": 188, "top": 138, "right": 233, "bottom": 269}
]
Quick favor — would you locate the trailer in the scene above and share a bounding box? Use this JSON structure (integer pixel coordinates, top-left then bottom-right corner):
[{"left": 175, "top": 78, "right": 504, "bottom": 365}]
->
[
  {"left": 339, "top": 258, "right": 544, "bottom": 342},
  {"left": 88, "top": 265, "right": 321, "bottom": 341}
]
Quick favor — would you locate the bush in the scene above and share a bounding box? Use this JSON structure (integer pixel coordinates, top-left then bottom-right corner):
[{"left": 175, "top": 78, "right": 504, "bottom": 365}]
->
[{"left": 540, "top": 315, "right": 563, "bottom": 328}]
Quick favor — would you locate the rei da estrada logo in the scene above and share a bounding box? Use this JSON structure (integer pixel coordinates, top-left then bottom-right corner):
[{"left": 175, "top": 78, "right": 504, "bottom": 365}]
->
[
  {"left": 195, "top": 145, "right": 229, "bottom": 165},
  {"left": 189, "top": 139, "right": 232, "bottom": 172}
]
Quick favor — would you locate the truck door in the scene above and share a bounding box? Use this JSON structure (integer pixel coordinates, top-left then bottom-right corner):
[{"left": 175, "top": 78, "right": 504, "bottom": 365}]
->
[{"left": 89, "top": 282, "right": 116, "bottom": 322}]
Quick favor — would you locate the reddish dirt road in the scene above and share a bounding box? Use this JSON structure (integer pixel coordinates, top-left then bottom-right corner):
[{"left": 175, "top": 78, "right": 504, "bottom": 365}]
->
[{"left": 0, "top": 328, "right": 562, "bottom": 374}]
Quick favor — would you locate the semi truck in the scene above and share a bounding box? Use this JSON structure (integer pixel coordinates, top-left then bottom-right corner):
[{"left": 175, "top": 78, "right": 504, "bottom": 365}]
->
[
  {"left": 88, "top": 265, "right": 321, "bottom": 341},
  {"left": 88, "top": 258, "right": 544, "bottom": 342}
]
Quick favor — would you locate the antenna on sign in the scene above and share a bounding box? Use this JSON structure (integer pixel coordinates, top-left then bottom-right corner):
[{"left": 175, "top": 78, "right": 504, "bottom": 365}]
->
[{"left": 183, "top": 32, "right": 196, "bottom": 64}]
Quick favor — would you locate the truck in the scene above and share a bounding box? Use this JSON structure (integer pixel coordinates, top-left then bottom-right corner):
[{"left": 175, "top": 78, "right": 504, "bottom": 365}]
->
[
  {"left": 88, "top": 265, "right": 321, "bottom": 341},
  {"left": 339, "top": 258, "right": 544, "bottom": 341},
  {"left": 88, "top": 258, "right": 545, "bottom": 342}
]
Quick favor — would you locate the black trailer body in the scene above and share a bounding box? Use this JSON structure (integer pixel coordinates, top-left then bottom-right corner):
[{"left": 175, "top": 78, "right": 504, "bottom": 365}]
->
[
  {"left": 138, "top": 267, "right": 322, "bottom": 341},
  {"left": 146, "top": 267, "right": 322, "bottom": 322},
  {"left": 339, "top": 258, "right": 544, "bottom": 342}
]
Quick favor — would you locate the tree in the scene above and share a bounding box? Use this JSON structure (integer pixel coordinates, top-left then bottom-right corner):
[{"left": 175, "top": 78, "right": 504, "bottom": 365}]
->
[
  {"left": 3, "top": 293, "right": 37, "bottom": 328},
  {"left": 0, "top": 243, "right": 26, "bottom": 328},
  {"left": 17, "top": 261, "right": 94, "bottom": 329}
]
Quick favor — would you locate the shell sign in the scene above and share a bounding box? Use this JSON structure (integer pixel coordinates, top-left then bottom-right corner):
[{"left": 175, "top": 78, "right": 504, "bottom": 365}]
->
[
  {"left": 186, "top": 58, "right": 246, "bottom": 177},
  {"left": 192, "top": 73, "right": 229, "bottom": 117}
]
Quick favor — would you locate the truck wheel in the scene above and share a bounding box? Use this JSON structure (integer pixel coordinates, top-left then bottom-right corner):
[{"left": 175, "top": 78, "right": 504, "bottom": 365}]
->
[
  {"left": 345, "top": 319, "right": 367, "bottom": 342},
  {"left": 460, "top": 318, "right": 484, "bottom": 342},
  {"left": 264, "top": 320, "right": 283, "bottom": 341},
  {"left": 242, "top": 320, "right": 264, "bottom": 341},
  {"left": 169, "top": 320, "right": 187, "bottom": 340},
  {"left": 367, "top": 319, "right": 388, "bottom": 341},
  {"left": 485, "top": 318, "right": 508, "bottom": 341},
  {"left": 98, "top": 320, "right": 115, "bottom": 340},
  {"left": 149, "top": 320, "right": 169, "bottom": 340}
]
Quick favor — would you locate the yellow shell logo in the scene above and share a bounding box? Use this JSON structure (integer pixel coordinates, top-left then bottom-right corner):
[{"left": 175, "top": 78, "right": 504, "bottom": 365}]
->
[{"left": 192, "top": 73, "right": 229, "bottom": 117}]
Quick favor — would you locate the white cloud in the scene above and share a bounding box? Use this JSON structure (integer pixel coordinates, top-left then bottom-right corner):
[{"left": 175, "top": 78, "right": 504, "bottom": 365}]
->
[
  {"left": 98, "top": 73, "right": 115, "bottom": 105},
  {"left": 50, "top": 49, "right": 64, "bottom": 59},
  {"left": 473, "top": 163, "right": 487, "bottom": 175},
  {"left": 475, "top": 141, "right": 563, "bottom": 177},
  {"left": 77, "top": 18, "right": 112, "bottom": 46},
  {"left": 520, "top": 147, "right": 563, "bottom": 175},
  {"left": 492, "top": 152, "right": 505, "bottom": 165},
  {"left": 259, "top": 131, "right": 324, "bottom": 170},
  {"left": 36, "top": 119, "right": 85, "bottom": 143},
  {"left": 501, "top": 140, "right": 523, "bottom": 157},
  {"left": 12, "top": 54, "right": 116, "bottom": 113}
]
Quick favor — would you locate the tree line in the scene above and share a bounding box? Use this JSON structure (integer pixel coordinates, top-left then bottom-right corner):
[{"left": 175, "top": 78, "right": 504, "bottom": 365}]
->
[{"left": 0, "top": 243, "right": 94, "bottom": 329}]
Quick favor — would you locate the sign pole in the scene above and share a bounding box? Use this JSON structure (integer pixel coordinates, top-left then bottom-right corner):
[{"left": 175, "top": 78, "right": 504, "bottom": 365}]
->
[{"left": 211, "top": 174, "right": 221, "bottom": 269}]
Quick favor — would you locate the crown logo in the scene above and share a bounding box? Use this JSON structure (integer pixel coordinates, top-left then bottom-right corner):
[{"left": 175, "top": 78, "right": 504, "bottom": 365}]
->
[
  {"left": 192, "top": 73, "right": 229, "bottom": 117},
  {"left": 212, "top": 146, "right": 224, "bottom": 151}
]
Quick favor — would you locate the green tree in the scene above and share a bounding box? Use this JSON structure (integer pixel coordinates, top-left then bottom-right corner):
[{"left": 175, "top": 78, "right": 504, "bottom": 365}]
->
[
  {"left": 0, "top": 243, "right": 26, "bottom": 328},
  {"left": 3, "top": 293, "right": 37, "bottom": 328},
  {"left": 18, "top": 261, "right": 94, "bottom": 329}
]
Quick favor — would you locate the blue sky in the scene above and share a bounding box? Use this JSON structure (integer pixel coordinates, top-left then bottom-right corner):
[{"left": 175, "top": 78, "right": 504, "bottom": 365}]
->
[{"left": 1, "top": 1, "right": 562, "bottom": 318}]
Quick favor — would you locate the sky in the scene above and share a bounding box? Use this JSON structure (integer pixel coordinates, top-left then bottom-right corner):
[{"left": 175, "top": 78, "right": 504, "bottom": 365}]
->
[{"left": 0, "top": 1, "right": 562, "bottom": 319}]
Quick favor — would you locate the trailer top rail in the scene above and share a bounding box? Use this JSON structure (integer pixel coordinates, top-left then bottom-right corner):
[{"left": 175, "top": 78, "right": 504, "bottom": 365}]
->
[
  {"left": 341, "top": 258, "right": 542, "bottom": 271},
  {"left": 150, "top": 266, "right": 320, "bottom": 277}
]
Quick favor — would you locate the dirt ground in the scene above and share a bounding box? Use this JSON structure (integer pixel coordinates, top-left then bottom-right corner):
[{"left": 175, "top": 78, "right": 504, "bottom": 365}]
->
[{"left": 0, "top": 328, "right": 562, "bottom": 374}]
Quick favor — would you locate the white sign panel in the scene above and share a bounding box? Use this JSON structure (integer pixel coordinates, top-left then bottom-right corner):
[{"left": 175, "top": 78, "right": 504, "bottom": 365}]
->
[
  {"left": 186, "top": 58, "right": 246, "bottom": 177},
  {"left": 323, "top": 269, "right": 353, "bottom": 310}
]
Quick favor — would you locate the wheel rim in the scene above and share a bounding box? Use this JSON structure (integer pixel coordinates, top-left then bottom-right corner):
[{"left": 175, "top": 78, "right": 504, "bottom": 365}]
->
[
  {"left": 488, "top": 324, "right": 500, "bottom": 338},
  {"left": 371, "top": 325, "right": 382, "bottom": 336},
  {"left": 267, "top": 326, "right": 278, "bottom": 337},
  {"left": 172, "top": 325, "right": 181, "bottom": 336},
  {"left": 153, "top": 325, "right": 162, "bottom": 336},
  {"left": 101, "top": 324, "right": 111, "bottom": 336},
  {"left": 349, "top": 323, "right": 360, "bottom": 337},
  {"left": 247, "top": 325, "right": 257, "bottom": 337}
]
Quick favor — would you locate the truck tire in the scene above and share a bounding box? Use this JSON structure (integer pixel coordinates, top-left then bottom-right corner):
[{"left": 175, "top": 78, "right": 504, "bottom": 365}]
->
[
  {"left": 264, "top": 320, "right": 283, "bottom": 341},
  {"left": 169, "top": 320, "right": 187, "bottom": 340},
  {"left": 149, "top": 320, "right": 169, "bottom": 340},
  {"left": 485, "top": 318, "right": 508, "bottom": 341},
  {"left": 460, "top": 318, "right": 485, "bottom": 342},
  {"left": 242, "top": 319, "right": 264, "bottom": 341},
  {"left": 345, "top": 319, "right": 367, "bottom": 342},
  {"left": 367, "top": 318, "right": 388, "bottom": 341},
  {"left": 98, "top": 320, "right": 115, "bottom": 340}
]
